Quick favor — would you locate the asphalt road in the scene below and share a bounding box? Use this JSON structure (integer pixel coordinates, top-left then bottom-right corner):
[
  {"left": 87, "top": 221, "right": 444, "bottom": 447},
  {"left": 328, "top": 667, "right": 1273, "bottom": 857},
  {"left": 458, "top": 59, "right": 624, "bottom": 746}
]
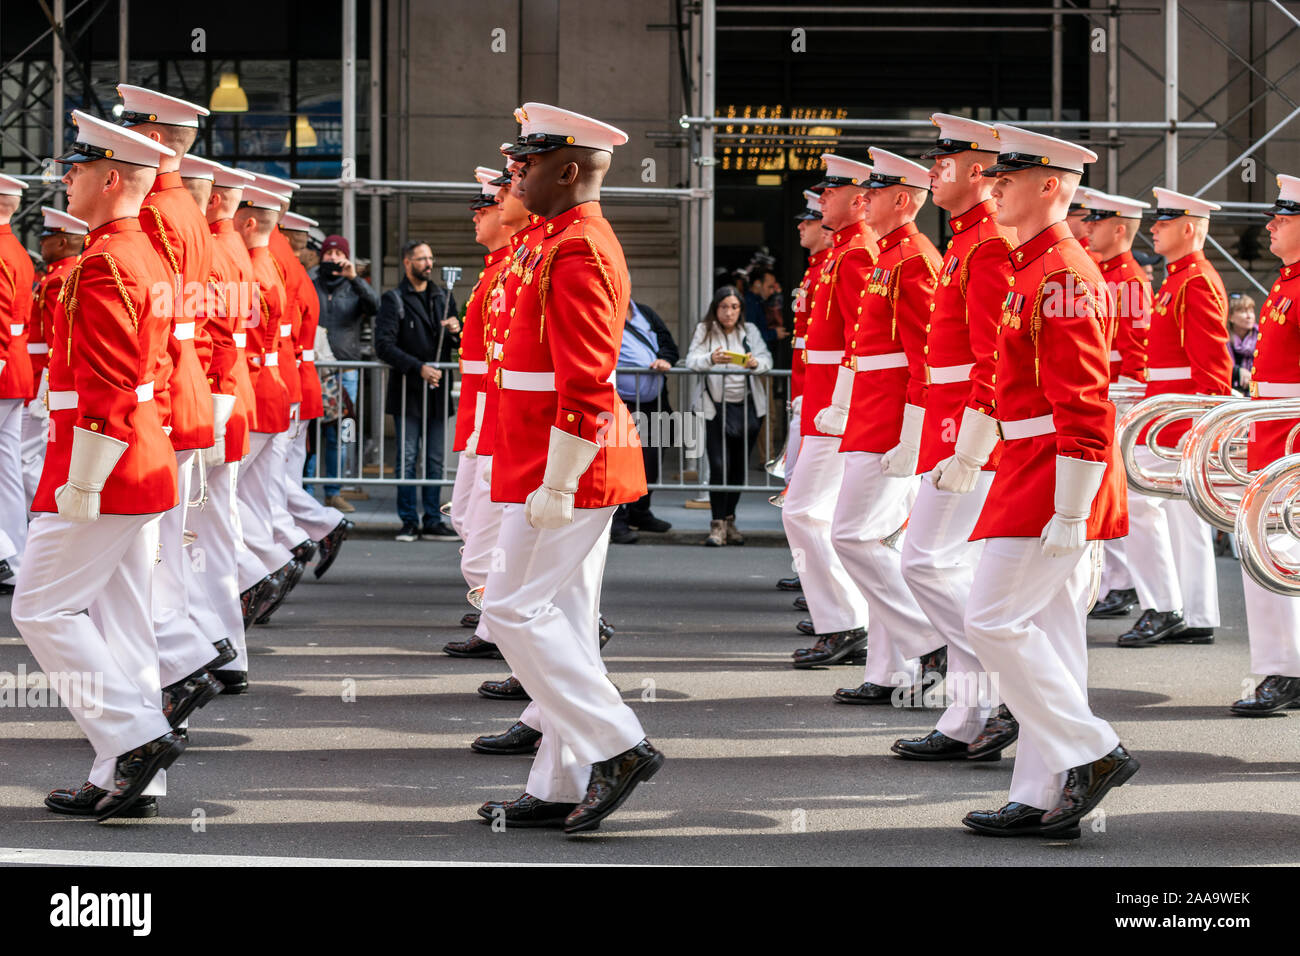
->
[{"left": 0, "top": 534, "right": 1296, "bottom": 866}]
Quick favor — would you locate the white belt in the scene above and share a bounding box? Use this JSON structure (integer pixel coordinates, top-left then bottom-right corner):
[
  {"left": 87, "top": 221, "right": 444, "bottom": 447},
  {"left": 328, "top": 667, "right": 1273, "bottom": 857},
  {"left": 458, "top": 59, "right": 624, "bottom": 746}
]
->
[
  {"left": 1254, "top": 381, "right": 1300, "bottom": 398},
  {"left": 280, "top": 324, "right": 292, "bottom": 336},
  {"left": 1148, "top": 366, "right": 1192, "bottom": 381},
  {"left": 805, "top": 349, "right": 842, "bottom": 365},
  {"left": 48, "top": 382, "right": 152, "bottom": 409},
  {"left": 9, "top": 323, "right": 22, "bottom": 335},
  {"left": 1109, "top": 350, "right": 1122, "bottom": 362},
  {"left": 27, "top": 343, "right": 48, "bottom": 354},
  {"left": 173, "top": 322, "right": 195, "bottom": 341},
  {"left": 263, "top": 353, "right": 279, "bottom": 367},
  {"left": 492, "top": 342, "right": 504, "bottom": 359},
  {"left": 855, "top": 351, "right": 908, "bottom": 372},
  {"left": 927, "top": 362, "right": 973, "bottom": 385},
  {"left": 997, "top": 413, "right": 1055, "bottom": 441},
  {"left": 462, "top": 359, "right": 489, "bottom": 375},
  {"left": 302, "top": 349, "right": 315, "bottom": 362},
  {"left": 794, "top": 337, "right": 806, "bottom": 349},
  {"left": 500, "top": 369, "right": 615, "bottom": 392},
  {"left": 232, "top": 332, "right": 247, "bottom": 348}
]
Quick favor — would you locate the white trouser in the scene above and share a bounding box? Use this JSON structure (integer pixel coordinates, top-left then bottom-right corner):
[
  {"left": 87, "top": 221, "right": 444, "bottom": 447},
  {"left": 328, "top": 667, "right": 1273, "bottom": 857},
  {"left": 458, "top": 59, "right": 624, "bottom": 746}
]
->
[
  {"left": 831, "top": 451, "right": 937, "bottom": 687},
  {"left": 781, "top": 435, "right": 869, "bottom": 634},
  {"left": 965, "top": 538, "right": 1120, "bottom": 810},
  {"left": 901, "top": 472, "right": 999, "bottom": 743},
  {"left": 14, "top": 511, "right": 172, "bottom": 795},
  {"left": 154, "top": 450, "right": 221, "bottom": 688},
  {"left": 186, "top": 461, "right": 248, "bottom": 670},
  {"left": 0, "top": 398, "right": 27, "bottom": 569},
  {"left": 481, "top": 504, "right": 645, "bottom": 803},
  {"left": 1126, "top": 447, "right": 1219, "bottom": 627},
  {"left": 450, "top": 452, "right": 478, "bottom": 541},
  {"left": 785, "top": 407, "right": 802, "bottom": 483},
  {"left": 285, "top": 420, "right": 345, "bottom": 541},
  {"left": 1098, "top": 535, "right": 1134, "bottom": 592},
  {"left": 1242, "top": 533, "right": 1300, "bottom": 677},
  {"left": 270, "top": 411, "right": 310, "bottom": 551},
  {"left": 20, "top": 404, "right": 47, "bottom": 508},
  {"left": 237, "top": 431, "right": 295, "bottom": 588}
]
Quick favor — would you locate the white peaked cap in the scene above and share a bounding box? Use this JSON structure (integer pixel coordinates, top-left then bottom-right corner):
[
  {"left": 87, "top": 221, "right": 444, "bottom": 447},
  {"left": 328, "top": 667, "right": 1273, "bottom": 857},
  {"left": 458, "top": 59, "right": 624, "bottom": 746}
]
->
[
  {"left": 280, "top": 212, "right": 319, "bottom": 231},
  {"left": 474, "top": 165, "right": 504, "bottom": 199},
  {"left": 816, "top": 153, "right": 872, "bottom": 188},
  {"left": 40, "top": 206, "right": 88, "bottom": 234},
  {"left": 58, "top": 110, "right": 175, "bottom": 167},
  {"left": 925, "top": 113, "right": 999, "bottom": 156},
  {"left": 185, "top": 156, "right": 255, "bottom": 189},
  {"left": 510, "top": 103, "right": 629, "bottom": 154},
  {"left": 1268, "top": 174, "right": 1300, "bottom": 216},
  {"left": 1151, "top": 187, "right": 1221, "bottom": 220},
  {"left": 795, "top": 189, "right": 822, "bottom": 220},
  {"left": 247, "top": 172, "right": 299, "bottom": 202},
  {"left": 1070, "top": 185, "right": 1106, "bottom": 208},
  {"left": 117, "top": 83, "right": 209, "bottom": 127},
  {"left": 987, "top": 124, "right": 1098, "bottom": 175},
  {"left": 866, "top": 147, "right": 931, "bottom": 190},
  {"left": 178, "top": 155, "right": 216, "bottom": 181},
  {"left": 0, "top": 174, "right": 28, "bottom": 197},
  {"left": 239, "top": 185, "right": 284, "bottom": 211},
  {"left": 1081, "top": 190, "right": 1150, "bottom": 220}
]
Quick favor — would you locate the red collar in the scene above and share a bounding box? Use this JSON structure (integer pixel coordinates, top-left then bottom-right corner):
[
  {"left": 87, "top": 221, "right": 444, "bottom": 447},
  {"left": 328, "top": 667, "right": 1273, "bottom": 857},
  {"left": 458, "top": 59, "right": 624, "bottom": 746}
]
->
[
  {"left": 1099, "top": 250, "right": 1139, "bottom": 274},
  {"left": 0, "top": 224, "right": 11, "bottom": 237},
  {"left": 86, "top": 217, "right": 144, "bottom": 245},
  {"left": 1279, "top": 261, "right": 1300, "bottom": 280},
  {"left": 830, "top": 220, "right": 868, "bottom": 247},
  {"left": 540, "top": 201, "right": 601, "bottom": 238},
  {"left": 876, "top": 221, "right": 919, "bottom": 253},
  {"left": 807, "top": 246, "right": 831, "bottom": 268},
  {"left": 1009, "top": 221, "right": 1073, "bottom": 272},
  {"left": 210, "top": 217, "right": 235, "bottom": 235},
  {"left": 148, "top": 170, "right": 183, "bottom": 196},
  {"left": 1165, "top": 250, "right": 1207, "bottom": 275},
  {"left": 484, "top": 244, "right": 511, "bottom": 267},
  {"left": 948, "top": 199, "right": 997, "bottom": 235}
]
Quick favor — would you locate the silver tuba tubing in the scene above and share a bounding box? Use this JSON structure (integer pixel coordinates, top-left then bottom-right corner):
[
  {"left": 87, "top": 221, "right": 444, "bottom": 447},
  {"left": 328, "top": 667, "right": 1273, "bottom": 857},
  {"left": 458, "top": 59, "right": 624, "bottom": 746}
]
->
[
  {"left": 1117, "top": 393, "right": 1235, "bottom": 499},
  {"left": 1236, "top": 452, "right": 1300, "bottom": 596}
]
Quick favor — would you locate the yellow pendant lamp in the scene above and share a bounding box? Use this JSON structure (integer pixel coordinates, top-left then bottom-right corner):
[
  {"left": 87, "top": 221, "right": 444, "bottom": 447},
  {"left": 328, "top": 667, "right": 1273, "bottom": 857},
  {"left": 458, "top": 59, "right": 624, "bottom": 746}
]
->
[
  {"left": 284, "top": 115, "right": 318, "bottom": 149},
  {"left": 210, "top": 73, "right": 248, "bottom": 113}
]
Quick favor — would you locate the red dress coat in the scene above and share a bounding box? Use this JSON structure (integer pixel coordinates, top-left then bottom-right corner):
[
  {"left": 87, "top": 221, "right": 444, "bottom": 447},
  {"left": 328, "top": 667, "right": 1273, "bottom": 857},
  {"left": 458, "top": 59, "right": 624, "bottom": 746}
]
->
[
  {"left": 30, "top": 255, "right": 78, "bottom": 388},
  {"left": 1099, "top": 250, "right": 1150, "bottom": 383},
  {"left": 490, "top": 201, "right": 646, "bottom": 507},
  {"left": 0, "top": 224, "right": 36, "bottom": 400},
  {"left": 33, "top": 218, "right": 178, "bottom": 514},
  {"left": 140, "top": 171, "right": 215, "bottom": 450},
  {"left": 290, "top": 243, "right": 324, "bottom": 421},
  {"left": 246, "top": 245, "right": 290, "bottom": 435},
  {"left": 917, "top": 200, "right": 1012, "bottom": 473},
  {"left": 841, "top": 221, "right": 939, "bottom": 454},
  {"left": 971, "top": 222, "right": 1126, "bottom": 541},
  {"left": 790, "top": 246, "right": 830, "bottom": 402},
  {"left": 453, "top": 244, "right": 510, "bottom": 452},
  {"left": 268, "top": 228, "right": 303, "bottom": 405},
  {"left": 1139, "top": 250, "right": 1231, "bottom": 447},
  {"left": 207, "top": 219, "right": 256, "bottom": 461},
  {"left": 801, "top": 221, "right": 878, "bottom": 438},
  {"left": 1246, "top": 261, "right": 1300, "bottom": 470}
]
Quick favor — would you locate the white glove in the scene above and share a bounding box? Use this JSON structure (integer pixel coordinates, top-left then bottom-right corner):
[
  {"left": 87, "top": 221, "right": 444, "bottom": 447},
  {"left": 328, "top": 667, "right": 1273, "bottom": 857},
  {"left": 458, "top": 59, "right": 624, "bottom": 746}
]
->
[
  {"left": 54, "top": 426, "right": 128, "bottom": 522},
  {"left": 791, "top": 394, "right": 803, "bottom": 418},
  {"left": 881, "top": 403, "right": 926, "bottom": 478},
  {"left": 1040, "top": 455, "right": 1108, "bottom": 558},
  {"left": 464, "top": 391, "right": 487, "bottom": 456},
  {"left": 204, "top": 393, "right": 237, "bottom": 467},
  {"left": 812, "top": 364, "right": 854, "bottom": 436},
  {"left": 524, "top": 426, "right": 599, "bottom": 529},
  {"left": 0, "top": 360, "right": 7, "bottom": 379},
  {"left": 932, "top": 406, "right": 999, "bottom": 494}
]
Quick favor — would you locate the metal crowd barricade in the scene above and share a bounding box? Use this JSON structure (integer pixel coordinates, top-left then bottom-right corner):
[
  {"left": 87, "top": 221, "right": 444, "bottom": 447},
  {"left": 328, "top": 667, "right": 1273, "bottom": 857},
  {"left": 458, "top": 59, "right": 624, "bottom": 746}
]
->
[{"left": 305, "top": 360, "right": 791, "bottom": 496}]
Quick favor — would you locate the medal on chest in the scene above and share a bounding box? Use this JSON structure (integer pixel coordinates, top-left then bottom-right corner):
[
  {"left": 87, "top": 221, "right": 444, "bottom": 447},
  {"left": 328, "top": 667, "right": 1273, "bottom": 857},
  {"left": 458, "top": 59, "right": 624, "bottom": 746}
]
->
[
  {"left": 522, "top": 246, "right": 545, "bottom": 285},
  {"left": 867, "top": 265, "right": 891, "bottom": 296},
  {"left": 1001, "top": 291, "right": 1025, "bottom": 330},
  {"left": 940, "top": 255, "right": 959, "bottom": 287},
  {"left": 1154, "top": 289, "right": 1172, "bottom": 316},
  {"left": 509, "top": 243, "right": 530, "bottom": 277},
  {"left": 793, "top": 284, "right": 808, "bottom": 313},
  {"left": 1266, "top": 296, "right": 1292, "bottom": 325}
]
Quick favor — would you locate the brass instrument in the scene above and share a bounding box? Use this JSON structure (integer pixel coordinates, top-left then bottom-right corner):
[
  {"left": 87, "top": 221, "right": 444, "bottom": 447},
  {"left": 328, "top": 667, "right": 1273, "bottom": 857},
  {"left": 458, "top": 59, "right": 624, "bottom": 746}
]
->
[
  {"left": 1237, "top": 453, "right": 1300, "bottom": 596},
  {"left": 1116, "top": 393, "right": 1237, "bottom": 498}
]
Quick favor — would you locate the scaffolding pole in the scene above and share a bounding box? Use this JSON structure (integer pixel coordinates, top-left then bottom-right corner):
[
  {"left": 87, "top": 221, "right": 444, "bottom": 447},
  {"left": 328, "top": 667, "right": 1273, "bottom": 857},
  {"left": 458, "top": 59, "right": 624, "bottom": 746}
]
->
[
  {"left": 699, "top": 0, "right": 716, "bottom": 321},
  {"left": 1165, "top": 0, "right": 1179, "bottom": 190},
  {"left": 369, "top": 0, "right": 381, "bottom": 282},
  {"left": 118, "top": 0, "right": 127, "bottom": 85},
  {"left": 341, "top": 0, "right": 357, "bottom": 253}
]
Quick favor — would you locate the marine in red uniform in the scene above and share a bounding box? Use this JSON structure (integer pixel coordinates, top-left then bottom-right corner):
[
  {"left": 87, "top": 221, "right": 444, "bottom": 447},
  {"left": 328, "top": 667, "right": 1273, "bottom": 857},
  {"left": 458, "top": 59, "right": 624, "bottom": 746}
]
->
[
  {"left": 1118, "top": 187, "right": 1232, "bottom": 648},
  {"left": 13, "top": 111, "right": 185, "bottom": 821},
  {"left": 781, "top": 187, "right": 829, "bottom": 493},
  {"left": 889, "top": 114, "right": 1020, "bottom": 763},
  {"left": 0, "top": 173, "right": 35, "bottom": 584},
  {"left": 1228, "top": 174, "right": 1300, "bottom": 715},
  {"left": 1067, "top": 185, "right": 1104, "bottom": 264},
  {"left": 958, "top": 124, "right": 1136, "bottom": 840},
  {"left": 813, "top": 147, "right": 944, "bottom": 701},
  {"left": 477, "top": 103, "right": 661, "bottom": 834}
]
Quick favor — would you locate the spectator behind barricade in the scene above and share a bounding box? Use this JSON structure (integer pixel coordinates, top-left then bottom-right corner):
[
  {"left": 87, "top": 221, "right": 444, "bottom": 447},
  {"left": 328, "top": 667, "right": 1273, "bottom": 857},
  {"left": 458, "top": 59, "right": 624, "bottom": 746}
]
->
[
  {"left": 1228, "top": 292, "right": 1258, "bottom": 396},
  {"left": 1134, "top": 249, "right": 1162, "bottom": 289},
  {"left": 311, "top": 234, "right": 379, "bottom": 509},
  {"left": 745, "top": 264, "right": 786, "bottom": 346},
  {"left": 375, "top": 239, "right": 461, "bottom": 542},
  {"left": 686, "top": 284, "right": 773, "bottom": 547},
  {"left": 611, "top": 299, "right": 680, "bottom": 544}
]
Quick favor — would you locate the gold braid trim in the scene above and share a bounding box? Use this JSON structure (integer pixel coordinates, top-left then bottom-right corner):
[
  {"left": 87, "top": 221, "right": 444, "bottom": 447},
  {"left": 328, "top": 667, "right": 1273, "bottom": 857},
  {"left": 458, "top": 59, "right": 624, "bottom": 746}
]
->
[
  {"left": 0, "top": 256, "right": 14, "bottom": 300},
  {"left": 960, "top": 235, "right": 1013, "bottom": 299},
  {"left": 143, "top": 205, "right": 181, "bottom": 276},
  {"left": 59, "top": 260, "right": 84, "bottom": 363},
  {"left": 890, "top": 252, "right": 939, "bottom": 340}
]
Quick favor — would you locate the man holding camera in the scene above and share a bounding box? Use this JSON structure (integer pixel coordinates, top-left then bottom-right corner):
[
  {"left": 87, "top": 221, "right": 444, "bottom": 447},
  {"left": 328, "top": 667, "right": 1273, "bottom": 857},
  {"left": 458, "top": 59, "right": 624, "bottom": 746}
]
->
[{"left": 375, "top": 240, "right": 461, "bottom": 541}]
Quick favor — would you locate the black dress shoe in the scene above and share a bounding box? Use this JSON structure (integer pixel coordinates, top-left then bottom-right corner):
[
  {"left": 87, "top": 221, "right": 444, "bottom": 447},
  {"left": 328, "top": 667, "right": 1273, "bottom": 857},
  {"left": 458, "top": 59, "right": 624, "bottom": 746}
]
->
[
  {"left": 161, "top": 670, "right": 223, "bottom": 728},
  {"left": 442, "top": 635, "right": 503, "bottom": 659},
  {"left": 777, "top": 576, "right": 802, "bottom": 591},
  {"left": 792, "top": 627, "right": 868, "bottom": 669},
  {"left": 240, "top": 575, "right": 271, "bottom": 629},
  {"left": 460, "top": 611, "right": 480, "bottom": 628},
  {"left": 471, "top": 721, "right": 543, "bottom": 755},
  {"left": 255, "top": 559, "right": 303, "bottom": 624},
  {"left": 478, "top": 675, "right": 530, "bottom": 701},
  {"left": 1089, "top": 587, "right": 1139, "bottom": 619},
  {"left": 564, "top": 739, "right": 664, "bottom": 833},
  {"left": 314, "top": 518, "right": 354, "bottom": 579},
  {"left": 598, "top": 616, "right": 615, "bottom": 648},
  {"left": 966, "top": 704, "right": 1019, "bottom": 759},
  {"left": 205, "top": 638, "right": 237, "bottom": 670},
  {"left": 833, "top": 681, "right": 895, "bottom": 704},
  {"left": 1230, "top": 674, "right": 1300, "bottom": 716},
  {"left": 793, "top": 596, "right": 808, "bottom": 611},
  {"left": 1173, "top": 627, "right": 1215, "bottom": 644},
  {"left": 45, "top": 782, "right": 158, "bottom": 818},
  {"left": 247, "top": 566, "right": 288, "bottom": 628},
  {"left": 1116, "top": 609, "right": 1187, "bottom": 647},
  {"left": 212, "top": 669, "right": 249, "bottom": 695},
  {"left": 291, "top": 539, "right": 318, "bottom": 564},
  {"left": 1040, "top": 744, "right": 1140, "bottom": 832},
  {"left": 477, "top": 793, "right": 577, "bottom": 828},
  {"left": 963, "top": 802, "right": 1080, "bottom": 839},
  {"left": 628, "top": 513, "right": 672, "bottom": 533},
  {"left": 610, "top": 526, "right": 640, "bottom": 544},
  {"left": 892, "top": 729, "right": 1000, "bottom": 761},
  {"left": 795, "top": 618, "right": 816, "bottom": 636},
  {"left": 95, "top": 732, "right": 187, "bottom": 821}
]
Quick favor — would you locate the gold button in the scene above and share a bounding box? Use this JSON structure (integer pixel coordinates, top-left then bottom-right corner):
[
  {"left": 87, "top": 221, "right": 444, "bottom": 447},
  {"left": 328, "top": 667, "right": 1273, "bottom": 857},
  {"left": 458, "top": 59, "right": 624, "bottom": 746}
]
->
[
  {"left": 993, "top": 350, "right": 999, "bottom": 360},
  {"left": 981, "top": 217, "right": 988, "bottom": 223},
  {"left": 546, "top": 224, "right": 554, "bottom": 233},
  {"left": 510, "top": 308, "right": 515, "bottom": 315},
  {"left": 860, "top": 290, "right": 865, "bottom": 297},
  {"left": 1048, "top": 246, "right": 1054, "bottom": 253},
  {"left": 925, "top": 324, "right": 931, "bottom": 332},
  {"left": 953, "top": 221, "right": 962, "bottom": 230},
  {"left": 991, "top": 373, "right": 996, "bottom": 383},
  {"left": 505, "top": 330, "right": 510, "bottom": 339},
  {"left": 857, "top": 307, "right": 862, "bottom": 313},
  {"left": 923, "top": 345, "right": 929, "bottom": 354},
  {"left": 850, "top": 340, "right": 856, "bottom": 347},
  {"left": 90, "top": 422, "right": 99, "bottom": 430},
  {"left": 854, "top": 323, "right": 859, "bottom": 330},
  {"left": 929, "top": 304, "right": 935, "bottom": 311},
  {"left": 1009, "top": 277, "right": 1015, "bottom": 285},
  {"left": 478, "top": 270, "right": 485, "bottom": 278},
  {"left": 567, "top": 413, "right": 575, "bottom": 422}
]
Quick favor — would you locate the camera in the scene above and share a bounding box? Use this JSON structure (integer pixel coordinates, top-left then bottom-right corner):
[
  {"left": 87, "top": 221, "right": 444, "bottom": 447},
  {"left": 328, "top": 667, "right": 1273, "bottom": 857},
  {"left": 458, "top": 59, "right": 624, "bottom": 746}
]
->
[{"left": 442, "top": 266, "right": 463, "bottom": 287}]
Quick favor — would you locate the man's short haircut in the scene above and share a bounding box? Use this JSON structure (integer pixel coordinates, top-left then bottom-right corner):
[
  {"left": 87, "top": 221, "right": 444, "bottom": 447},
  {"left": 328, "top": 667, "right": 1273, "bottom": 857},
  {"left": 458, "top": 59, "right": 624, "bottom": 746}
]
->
[
  {"left": 749, "top": 264, "right": 776, "bottom": 286},
  {"left": 402, "top": 239, "right": 432, "bottom": 261}
]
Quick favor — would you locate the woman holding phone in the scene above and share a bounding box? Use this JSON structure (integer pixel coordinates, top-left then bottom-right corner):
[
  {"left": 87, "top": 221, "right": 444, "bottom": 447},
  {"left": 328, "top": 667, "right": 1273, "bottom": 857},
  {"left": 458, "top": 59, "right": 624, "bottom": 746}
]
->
[{"left": 686, "top": 285, "right": 773, "bottom": 546}]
